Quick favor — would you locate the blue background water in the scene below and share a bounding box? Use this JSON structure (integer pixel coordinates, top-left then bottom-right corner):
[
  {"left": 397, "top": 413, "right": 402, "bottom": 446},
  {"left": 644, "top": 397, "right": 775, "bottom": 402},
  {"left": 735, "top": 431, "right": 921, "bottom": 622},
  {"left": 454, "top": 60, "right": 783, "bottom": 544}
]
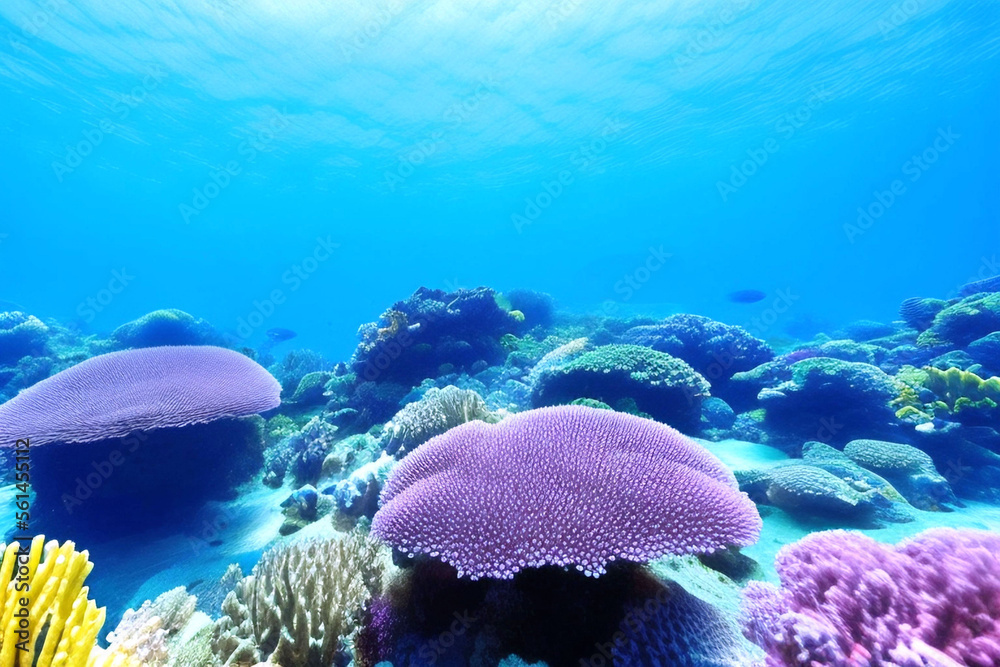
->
[{"left": 1, "top": 0, "right": 998, "bottom": 360}]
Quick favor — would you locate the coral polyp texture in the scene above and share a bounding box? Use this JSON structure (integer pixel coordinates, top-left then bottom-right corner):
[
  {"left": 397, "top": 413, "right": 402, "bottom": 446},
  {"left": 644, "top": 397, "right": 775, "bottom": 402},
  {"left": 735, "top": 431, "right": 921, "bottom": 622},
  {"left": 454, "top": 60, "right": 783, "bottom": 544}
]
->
[
  {"left": 372, "top": 405, "right": 761, "bottom": 580},
  {"left": 0, "top": 345, "right": 281, "bottom": 446},
  {"left": 211, "top": 531, "right": 389, "bottom": 667},
  {"left": 530, "top": 344, "right": 710, "bottom": 431},
  {"left": 741, "top": 528, "right": 1000, "bottom": 667},
  {"left": 621, "top": 313, "right": 774, "bottom": 383},
  {"left": 0, "top": 536, "right": 106, "bottom": 666},
  {"left": 110, "top": 308, "right": 224, "bottom": 349},
  {"left": 383, "top": 384, "right": 498, "bottom": 457}
]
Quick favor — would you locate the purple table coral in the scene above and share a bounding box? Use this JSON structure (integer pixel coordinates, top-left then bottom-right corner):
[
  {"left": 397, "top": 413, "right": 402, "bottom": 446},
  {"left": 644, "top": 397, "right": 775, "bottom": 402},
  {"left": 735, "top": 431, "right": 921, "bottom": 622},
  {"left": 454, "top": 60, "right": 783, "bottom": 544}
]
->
[
  {"left": 0, "top": 345, "right": 281, "bottom": 446},
  {"left": 372, "top": 405, "right": 761, "bottom": 580},
  {"left": 742, "top": 528, "right": 1000, "bottom": 667}
]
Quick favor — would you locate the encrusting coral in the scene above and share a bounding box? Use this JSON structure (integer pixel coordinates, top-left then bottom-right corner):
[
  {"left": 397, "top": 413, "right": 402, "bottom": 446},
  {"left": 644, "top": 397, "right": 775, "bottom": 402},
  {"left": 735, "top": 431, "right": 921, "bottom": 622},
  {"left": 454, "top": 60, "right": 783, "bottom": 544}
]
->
[{"left": 211, "top": 531, "right": 390, "bottom": 667}]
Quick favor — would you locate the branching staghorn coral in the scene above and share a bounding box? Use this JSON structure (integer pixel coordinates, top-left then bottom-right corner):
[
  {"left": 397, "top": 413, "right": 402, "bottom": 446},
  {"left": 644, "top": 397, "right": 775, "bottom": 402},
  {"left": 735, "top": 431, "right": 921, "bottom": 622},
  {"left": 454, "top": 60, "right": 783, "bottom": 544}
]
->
[
  {"left": 0, "top": 536, "right": 106, "bottom": 667},
  {"left": 211, "top": 531, "right": 390, "bottom": 667}
]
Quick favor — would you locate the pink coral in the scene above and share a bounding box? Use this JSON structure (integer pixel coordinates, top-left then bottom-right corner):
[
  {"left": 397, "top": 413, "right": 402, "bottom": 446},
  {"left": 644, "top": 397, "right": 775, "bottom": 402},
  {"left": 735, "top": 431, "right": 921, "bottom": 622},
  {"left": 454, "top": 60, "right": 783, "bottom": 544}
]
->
[
  {"left": 742, "top": 528, "right": 1000, "bottom": 667},
  {"left": 372, "top": 405, "right": 761, "bottom": 580},
  {"left": 0, "top": 345, "right": 281, "bottom": 446}
]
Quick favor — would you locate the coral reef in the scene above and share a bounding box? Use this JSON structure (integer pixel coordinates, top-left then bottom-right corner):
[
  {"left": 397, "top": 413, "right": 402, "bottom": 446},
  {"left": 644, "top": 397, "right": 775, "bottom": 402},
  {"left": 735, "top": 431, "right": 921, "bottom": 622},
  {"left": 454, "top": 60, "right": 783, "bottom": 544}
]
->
[
  {"left": 612, "top": 579, "right": 761, "bottom": 666},
  {"left": 531, "top": 344, "right": 710, "bottom": 431},
  {"left": 757, "top": 358, "right": 900, "bottom": 445},
  {"left": 328, "top": 453, "right": 396, "bottom": 527},
  {"left": 917, "top": 292, "right": 1000, "bottom": 348},
  {"left": 525, "top": 337, "right": 589, "bottom": 386},
  {"left": 843, "top": 438, "right": 958, "bottom": 510},
  {"left": 279, "top": 485, "right": 335, "bottom": 535},
  {"left": 103, "top": 586, "right": 196, "bottom": 664},
  {"left": 742, "top": 528, "right": 1000, "bottom": 667},
  {"left": 923, "top": 366, "right": 1000, "bottom": 424},
  {"left": 762, "top": 465, "right": 886, "bottom": 519},
  {"left": 968, "top": 332, "right": 1000, "bottom": 373},
  {"left": 287, "top": 370, "right": 335, "bottom": 406},
  {"left": 111, "top": 308, "right": 224, "bottom": 349},
  {"left": 0, "top": 345, "right": 280, "bottom": 446},
  {"left": 832, "top": 319, "right": 896, "bottom": 342},
  {"left": 359, "top": 557, "right": 756, "bottom": 667},
  {"left": 263, "top": 415, "right": 341, "bottom": 487},
  {"left": 899, "top": 297, "right": 950, "bottom": 332},
  {"left": 959, "top": 273, "right": 1000, "bottom": 296},
  {"left": 0, "top": 311, "right": 49, "bottom": 364},
  {"left": 383, "top": 385, "right": 499, "bottom": 457},
  {"left": 268, "top": 348, "right": 330, "bottom": 396},
  {"left": 737, "top": 441, "right": 911, "bottom": 525},
  {"left": 211, "top": 531, "right": 390, "bottom": 666},
  {"left": 621, "top": 314, "right": 773, "bottom": 389},
  {"left": 372, "top": 406, "right": 760, "bottom": 580},
  {"left": 351, "top": 286, "right": 520, "bottom": 385},
  {"left": 505, "top": 289, "right": 555, "bottom": 329}
]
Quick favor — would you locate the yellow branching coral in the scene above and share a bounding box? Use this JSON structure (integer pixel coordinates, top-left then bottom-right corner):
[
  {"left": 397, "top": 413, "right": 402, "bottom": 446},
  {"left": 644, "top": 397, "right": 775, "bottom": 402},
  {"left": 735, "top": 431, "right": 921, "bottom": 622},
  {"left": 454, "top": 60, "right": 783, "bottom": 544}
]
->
[{"left": 0, "top": 536, "right": 107, "bottom": 667}]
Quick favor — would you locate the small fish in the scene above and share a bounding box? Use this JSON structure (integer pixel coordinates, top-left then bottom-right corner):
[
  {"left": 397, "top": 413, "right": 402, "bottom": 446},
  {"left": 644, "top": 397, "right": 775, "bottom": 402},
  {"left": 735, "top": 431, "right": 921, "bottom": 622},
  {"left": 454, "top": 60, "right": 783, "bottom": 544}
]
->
[
  {"left": 265, "top": 327, "right": 298, "bottom": 342},
  {"left": 728, "top": 289, "right": 767, "bottom": 304}
]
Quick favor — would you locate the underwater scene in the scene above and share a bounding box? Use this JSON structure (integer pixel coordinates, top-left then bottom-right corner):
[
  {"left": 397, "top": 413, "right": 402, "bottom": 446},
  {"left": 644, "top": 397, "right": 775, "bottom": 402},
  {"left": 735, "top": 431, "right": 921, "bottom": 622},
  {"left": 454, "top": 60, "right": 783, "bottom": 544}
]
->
[{"left": 1, "top": 0, "right": 1000, "bottom": 665}]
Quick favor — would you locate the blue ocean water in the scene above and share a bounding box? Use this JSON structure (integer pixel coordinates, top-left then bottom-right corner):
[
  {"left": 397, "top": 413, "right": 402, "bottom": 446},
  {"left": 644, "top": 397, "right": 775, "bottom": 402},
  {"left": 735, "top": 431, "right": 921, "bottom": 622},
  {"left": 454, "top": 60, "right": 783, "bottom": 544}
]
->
[
  {"left": 3, "top": 2, "right": 1000, "bottom": 666},
  {"left": 2, "top": 0, "right": 998, "bottom": 360}
]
